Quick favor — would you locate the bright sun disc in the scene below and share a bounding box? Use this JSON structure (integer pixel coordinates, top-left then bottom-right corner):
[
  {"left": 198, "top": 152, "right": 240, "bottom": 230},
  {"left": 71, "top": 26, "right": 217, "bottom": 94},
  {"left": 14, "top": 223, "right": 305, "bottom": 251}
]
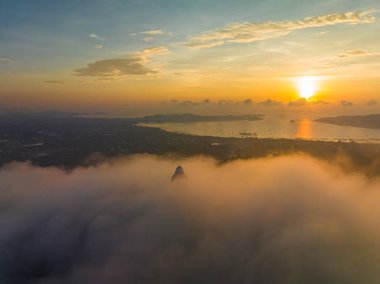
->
[{"left": 296, "top": 76, "right": 319, "bottom": 99}]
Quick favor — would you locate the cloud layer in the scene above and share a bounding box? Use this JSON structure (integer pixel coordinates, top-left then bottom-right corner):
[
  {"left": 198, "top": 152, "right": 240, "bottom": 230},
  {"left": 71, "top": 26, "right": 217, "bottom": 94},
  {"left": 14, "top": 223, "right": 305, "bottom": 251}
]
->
[
  {"left": 1, "top": 155, "right": 380, "bottom": 283},
  {"left": 185, "top": 11, "right": 375, "bottom": 48}
]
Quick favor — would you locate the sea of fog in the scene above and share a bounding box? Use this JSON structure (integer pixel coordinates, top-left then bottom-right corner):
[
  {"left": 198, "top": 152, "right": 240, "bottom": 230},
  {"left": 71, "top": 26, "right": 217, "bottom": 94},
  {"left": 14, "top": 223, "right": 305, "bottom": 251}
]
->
[
  {"left": 2, "top": 155, "right": 380, "bottom": 283},
  {"left": 139, "top": 115, "right": 380, "bottom": 143}
]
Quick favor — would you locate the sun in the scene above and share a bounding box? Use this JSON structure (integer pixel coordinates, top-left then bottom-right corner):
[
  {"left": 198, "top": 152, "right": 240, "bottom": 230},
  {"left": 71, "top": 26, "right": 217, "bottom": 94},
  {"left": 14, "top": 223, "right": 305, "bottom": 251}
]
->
[{"left": 295, "top": 76, "right": 319, "bottom": 100}]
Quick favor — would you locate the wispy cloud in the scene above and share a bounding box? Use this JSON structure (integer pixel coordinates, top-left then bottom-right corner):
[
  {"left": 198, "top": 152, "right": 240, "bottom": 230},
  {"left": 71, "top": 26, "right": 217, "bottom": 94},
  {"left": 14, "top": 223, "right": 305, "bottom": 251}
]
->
[
  {"left": 316, "top": 31, "right": 329, "bottom": 36},
  {"left": 95, "top": 44, "right": 104, "bottom": 49},
  {"left": 141, "top": 29, "right": 164, "bottom": 35},
  {"left": 75, "top": 47, "right": 170, "bottom": 77},
  {"left": 144, "top": 37, "right": 154, "bottom": 42},
  {"left": 0, "top": 58, "right": 14, "bottom": 63},
  {"left": 89, "top": 33, "right": 107, "bottom": 41},
  {"left": 338, "top": 50, "right": 374, "bottom": 58},
  {"left": 138, "top": 47, "right": 170, "bottom": 57},
  {"left": 185, "top": 11, "right": 375, "bottom": 49}
]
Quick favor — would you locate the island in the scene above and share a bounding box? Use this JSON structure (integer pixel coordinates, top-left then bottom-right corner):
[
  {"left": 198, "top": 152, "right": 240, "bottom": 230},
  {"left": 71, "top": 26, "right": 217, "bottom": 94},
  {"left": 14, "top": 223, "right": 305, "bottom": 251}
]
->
[
  {"left": 315, "top": 114, "right": 380, "bottom": 129},
  {"left": 131, "top": 113, "right": 264, "bottom": 123}
]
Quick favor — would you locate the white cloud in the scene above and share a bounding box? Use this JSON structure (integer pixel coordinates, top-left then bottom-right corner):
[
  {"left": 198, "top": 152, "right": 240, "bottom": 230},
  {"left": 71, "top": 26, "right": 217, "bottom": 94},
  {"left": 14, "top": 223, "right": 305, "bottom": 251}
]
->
[
  {"left": 141, "top": 29, "right": 164, "bottom": 35},
  {"left": 144, "top": 37, "right": 154, "bottom": 42},
  {"left": 89, "top": 33, "right": 107, "bottom": 41},
  {"left": 0, "top": 58, "right": 14, "bottom": 63},
  {"left": 185, "top": 11, "right": 375, "bottom": 49}
]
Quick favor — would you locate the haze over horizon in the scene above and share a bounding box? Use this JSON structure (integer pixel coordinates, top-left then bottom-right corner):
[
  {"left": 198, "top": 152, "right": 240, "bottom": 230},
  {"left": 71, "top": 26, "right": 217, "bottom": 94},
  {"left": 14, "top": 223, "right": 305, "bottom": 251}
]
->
[{"left": 1, "top": 0, "right": 380, "bottom": 115}]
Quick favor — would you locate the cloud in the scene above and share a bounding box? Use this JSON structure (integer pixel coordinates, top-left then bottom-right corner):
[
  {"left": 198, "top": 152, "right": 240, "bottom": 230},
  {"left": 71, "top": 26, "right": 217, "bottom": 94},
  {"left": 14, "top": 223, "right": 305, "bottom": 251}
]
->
[
  {"left": 141, "top": 29, "right": 164, "bottom": 35},
  {"left": 144, "top": 37, "right": 154, "bottom": 42},
  {"left": 218, "top": 99, "right": 234, "bottom": 106},
  {"left": 316, "top": 31, "right": 329, "bottom": 35},
  {"left": 341, "top": 100, "right": 354, "bottom": 107},
  {"left": 75, "top": 57, "right": 155, "bottom": 77},
  {"left": 89, "top": 33, "right": 107, "bottom": 41},
  {"left": 338, "top": 50, "right": 372, "bottom": 58},
  {"left": 365, "top": 100, "right": 378, "bottom": 106},
  {"left": 311, "top": 100, "right": 330, "bottom": 105},
  {"left": 288, "top": 98, "right": 308, "bottom": 107},
  {"left": 167, "top": 99, "right": 211, "bottom": 106},
  {"left": 0, "top": 58, "right": 14, "bottom": 64},
  {"left": 258, "top": 99, "right": 282, "bottom": 107},
  {"left": 1, "top": 155, "right": 380, "bottom": 283},
  {"left": 243, "top": 99, "right": 253, "bottom": 106},
  {"left": 75, "top": 47, "right": 169, "bottom": 77},
  {"left": 184, "top": 11, "right": 375, "bottom": 48},
  {"left": 138, "top": 47, "right": 170, "bottom": 57},
  {"left": 95, "top": 44, "right": 104, "bottom": 49}
]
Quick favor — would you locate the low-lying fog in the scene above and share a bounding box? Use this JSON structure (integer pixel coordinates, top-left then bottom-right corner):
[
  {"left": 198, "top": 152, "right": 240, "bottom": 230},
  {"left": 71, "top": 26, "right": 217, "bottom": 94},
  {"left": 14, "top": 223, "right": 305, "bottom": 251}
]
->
[{"left": 1, "top": 155, "right": 380, "bottom": 284}]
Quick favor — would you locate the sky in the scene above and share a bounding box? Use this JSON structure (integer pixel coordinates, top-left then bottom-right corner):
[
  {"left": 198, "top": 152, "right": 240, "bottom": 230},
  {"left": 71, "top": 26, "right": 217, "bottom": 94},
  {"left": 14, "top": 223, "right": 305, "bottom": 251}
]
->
[{"left": 0, "top": 0, "right": 379, "bottom": 115}]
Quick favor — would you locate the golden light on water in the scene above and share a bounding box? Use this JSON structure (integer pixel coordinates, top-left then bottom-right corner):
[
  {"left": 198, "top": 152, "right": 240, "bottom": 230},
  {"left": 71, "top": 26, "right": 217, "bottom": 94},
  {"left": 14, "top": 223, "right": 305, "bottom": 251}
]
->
[
  {"left": 295, "top": 76, "right": 319, "bottom": 100},
  {"left": 297, "top": 118, "right": 312, "bottom": 139}
]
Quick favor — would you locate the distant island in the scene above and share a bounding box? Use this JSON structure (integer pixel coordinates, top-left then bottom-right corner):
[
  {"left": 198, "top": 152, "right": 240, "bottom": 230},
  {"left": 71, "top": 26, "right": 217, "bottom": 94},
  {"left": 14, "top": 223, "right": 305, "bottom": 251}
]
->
[
  {"left": 315, "top": 114, "right": 380, "bottom": 129},
  {"left": 134, "top": 113, "right": 264, "bottom": 123}
]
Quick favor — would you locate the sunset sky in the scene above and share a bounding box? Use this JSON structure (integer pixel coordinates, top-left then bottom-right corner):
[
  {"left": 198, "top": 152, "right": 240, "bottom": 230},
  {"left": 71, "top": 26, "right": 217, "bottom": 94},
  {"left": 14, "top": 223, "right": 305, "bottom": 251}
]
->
[{"left": 0, "top": 0, "right": 379, "bottom": 115}]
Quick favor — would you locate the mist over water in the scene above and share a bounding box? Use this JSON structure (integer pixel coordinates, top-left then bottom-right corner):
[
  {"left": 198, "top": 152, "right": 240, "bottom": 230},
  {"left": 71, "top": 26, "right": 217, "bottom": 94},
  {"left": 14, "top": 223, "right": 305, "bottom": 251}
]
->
[{"left": 1, "top": 155, "right": 380, "bottom": 283}]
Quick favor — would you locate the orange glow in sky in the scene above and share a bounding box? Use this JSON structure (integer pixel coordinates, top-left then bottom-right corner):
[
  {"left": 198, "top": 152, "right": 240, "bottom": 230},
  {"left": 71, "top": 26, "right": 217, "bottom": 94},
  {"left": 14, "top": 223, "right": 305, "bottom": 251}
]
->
[{"left": 295, "top": 76, "right": 319, "bottom": 100}]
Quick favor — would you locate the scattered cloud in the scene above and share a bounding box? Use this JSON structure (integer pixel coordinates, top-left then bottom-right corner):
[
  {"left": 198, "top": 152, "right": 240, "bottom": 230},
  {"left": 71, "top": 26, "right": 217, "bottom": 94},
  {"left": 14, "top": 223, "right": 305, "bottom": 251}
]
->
[
  {"left": 89, "top": 33, "right": 107, "bottom": 41},
  {"left": 181, "top": 100, "right": 200, "bottom": 106},
  {"left": 75, "top": 47, "right": 169, "bottom": 78},
  {"left": 365, "top": 100, "right": 378, "bottom": 106},
  {"left": 218, "top": 99, "right": 234, "bottom": 106},
  {"left": 95, "top": 44, "right": 104, "bottom": 49},
  {"left": 243, "top": 99, "right": 253, "bottom": 106},
  {"left": 168, "top": 99, "right": 212, "bottom": 107},
  {"left": 311, "top": 100, "right": 330, "bottom": 105},
  {"left": 141, "top": 29, "right": 164, "bottom": 35},
  {"left": 288, "top": 98, "right": 308, "bottom": 107},
  {"left": 341, "top": 100, "right": 353, "bottom": 107},
  {"left": 184, "top": 11, "right": 375, "bottom": 49},
  {"left": 258, "top": 99, "right": 282, "bottom": 107}
]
